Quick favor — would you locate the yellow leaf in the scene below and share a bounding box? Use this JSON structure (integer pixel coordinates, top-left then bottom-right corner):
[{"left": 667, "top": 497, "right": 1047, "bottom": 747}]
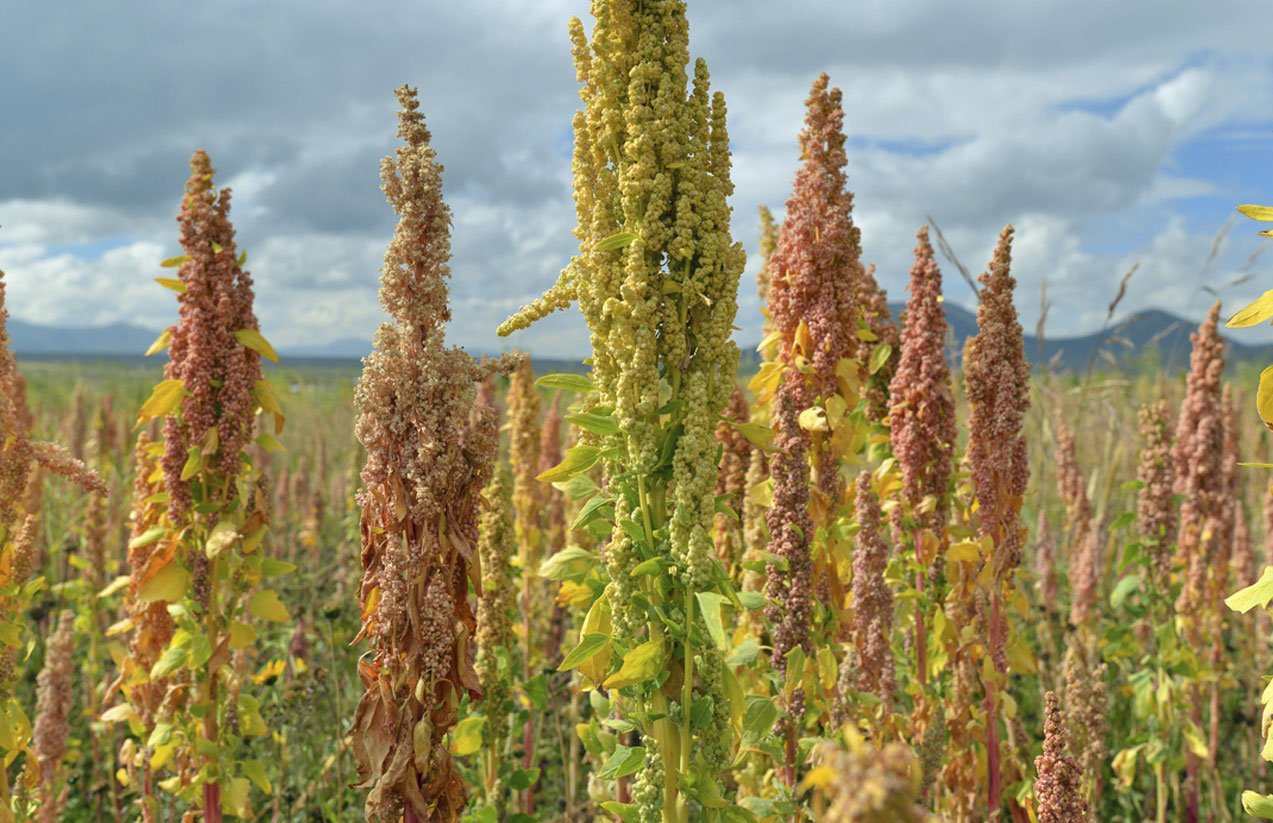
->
[
  {"left": 155, "top": 277, "right": 186, "bottom": 293},
  {"left": 253, "top": 379, "right": 285, "bottom": 435},
  {"left": 800, "top": 765, "right": 837, "bottom": 791},
  {"left": 100, "top": 704, "right": 136, "bottom": 724},
  {"left": 537, "top": 445, "right": 602, "bottom": 484},
  {"left": 1258, "top": 366, "right": 1273, "bottom": 432},
  {"left": 137, "top": 562, "right": 188, "bottom": 603},
  {"left": 451, "top": 716, "right": 485, "bottom": 756},
  {"left": 159, "top": 255, "right": 188, "bottom": 268},
  {"left": 144, "top": 327, "right": 173, "bottom": 357},
  {"left": 1237, "top": 204, "right": 1273, "bottom": 222},
  {"left": 205, "top": 520, "right": 240, "bottom": 560},
  {"left": 249, "top": 589, "right": 289, "bottom": 623},
  {"left": 233, "top": 328, "right": 280, "bottom": 363},
  {"left": 229, "top": 621, "right": 256, "bottom": 650},
  {"left": 947, "top": 539, "right": 981, "bottom": 563},
  {"left": 748, "top": 361, "right": 784, "bottom": 404},
  {"left": 603, "top": 640, "right": 664, "bottom": 690},
  {"left": 97, "top": 575, "right": 131, "bottom": 599},
  {"left": 136, "top": 379, "right": 188, "bottom": 425},
  {"left": 151, "top": 741, "right": 177, "bottom": 770},
  {"left": 1228, "top": 290, "right": 1273, "bottom": 328},
  {"left": 798, "top": 406, "right": 828, "bottom": 432},
  {"left": 220, "top": 776, "right": 251, "bottom": 818}
]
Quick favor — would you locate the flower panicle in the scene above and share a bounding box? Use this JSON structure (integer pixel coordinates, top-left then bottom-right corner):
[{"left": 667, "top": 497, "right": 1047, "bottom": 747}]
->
[
  {"left": 887, "top": 226, "right": 956, "bottom": 542},
  {"left": 1034, "top": 691, "right": 1088, "bottom": 823}
]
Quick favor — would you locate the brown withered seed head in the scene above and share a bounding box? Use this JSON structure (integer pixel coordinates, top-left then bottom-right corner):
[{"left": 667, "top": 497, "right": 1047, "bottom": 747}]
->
[
  {"left": 351, "top": 85, "right": 513, "bottom": 821},
  {"left": 1034, "top": 691, "right": 1088, "bottom": 823}
]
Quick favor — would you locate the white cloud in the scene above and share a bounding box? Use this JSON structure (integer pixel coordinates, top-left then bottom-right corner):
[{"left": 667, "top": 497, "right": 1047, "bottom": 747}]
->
[{"left": 1, "top": 0, "right": 1272, "bottom": 357}]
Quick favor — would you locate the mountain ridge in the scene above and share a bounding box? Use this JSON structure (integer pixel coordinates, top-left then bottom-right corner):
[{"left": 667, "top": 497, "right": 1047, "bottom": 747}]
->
[{"left": 7, "top": 306, "right": 1270, "bottom": 373}]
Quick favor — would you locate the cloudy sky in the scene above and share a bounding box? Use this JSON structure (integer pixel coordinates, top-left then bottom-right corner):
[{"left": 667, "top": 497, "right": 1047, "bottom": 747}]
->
[{"left": 2, "top": 0, "right": 1272, "bottom": 358}]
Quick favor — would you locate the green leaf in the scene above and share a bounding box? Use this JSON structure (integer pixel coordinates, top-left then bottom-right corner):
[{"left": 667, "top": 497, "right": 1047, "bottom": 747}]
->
[
  {"left": 136, "top": 379, "right": 188, "bottom": 424},
  {"left": 603, "top": 641, "right": 664, "bottom": 690},
  {"left": 255, "top": 433, "right": 285, "bottom": 452},
  {"left": 138, "top": 563, "right": 189, "bottom": 603},
  {"left": 597, "top": 745, "right": 645, "bottom": 780},
  {"left": 570, "top": 494, "right": 614, "bottom": 533},
  {"left": 144, "top": 328, "right": 173, "bottom": 357},
  {"left": 1237, "top": 204, "right": 1273, "bottom": 222},
  {"left": 233, "top": 328, "right": 280, "bottom": 363},
  {"left": 151, "top": 645, "right": 189, "bottom": 680},
  {"left": 536, "top": 373, "right": 593, "bottom": 393},
  {"left": 553, "top": 474, "right": 599, "bottom": 501},
  {"left": 560, "top": 633, "right": 611, "bottom": 671},
  {"left": 600, "top": 802, "right": 640, "bottom": 823},
  {"left": 1110, "top": 574, "right": 1140, "bottom": 609},
  {"left": 508, "top": 768, "right": 540, "bottom": 791},
  {"left": 741, "top": 697, "right": 779, "bottom": 746},
  {"left": 159, "top": 255, "right": 188, "bottom": 268},
  {"left": 239, "top": 759, "right": 271, "bottom": 794},
  {"left": 260, "top": 558, "right": 295, "bottom": 577},
  {"left": 538, "top": 546, "right": 598, "bottom": 583},
  {"left": 1227, "top": 289, "right": 1273, "bottom": 328},
  {"left": 249, "top": 589, "right": 290, "bottom": 623},
  {"left": 737, "top": 591, "right": 767, "bottom": 611},
  {"left": 567, "top": 412, "right": 619, "bottom": 437},
  {"left": 537, "top": 445, "right": 602, "bottom": 484},
  {"left": 1226, "top": 566, "right": 1273, "bottom": 614},
  {"left": 128, "top": 526, "right": 165, "bottom": 550},
  {"left": 695, "top": 591, "right": 728, "bottom": 651},
  {"left": 594, "top": 231, "right": 639, "bottom": 253},
  {"left": 451, "top": 716, "right": 485, "bottom": 756},
  {"left": 868, "top": 342, "right": 893, "bottom": 375}
]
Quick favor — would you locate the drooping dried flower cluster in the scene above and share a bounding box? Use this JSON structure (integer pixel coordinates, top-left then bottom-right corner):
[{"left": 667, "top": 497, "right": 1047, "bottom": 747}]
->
[
  {"left": 1135, "top": 400, "right": 1177, "bottom": 589},
  {"left": 0, "top": 270, "right": 106, "bottom": 531},
  {"left": 851, "top": 472, "right": 896, "bottom": 705},
  {"left": 351, "top": 86, "right": 511, "bottom": 821},
  {"left": 33, "top": 611, "right": 75, "bottom": 821},
  {"left": 1034, "top": 691, "right": 1088, "bottom": 823},
  {"left": 888, "top": 226, "right": 957, "bottom": 546}
]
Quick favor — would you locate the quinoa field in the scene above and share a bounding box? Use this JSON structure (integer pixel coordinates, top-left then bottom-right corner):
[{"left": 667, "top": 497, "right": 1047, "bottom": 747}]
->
[{"left": 4, "top": 2, "right": 1273, "bottom": 822}]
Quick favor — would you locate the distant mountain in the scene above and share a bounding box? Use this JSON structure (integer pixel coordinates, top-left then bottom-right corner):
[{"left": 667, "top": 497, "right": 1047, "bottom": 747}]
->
[
  {"left": 740, "top": 303, "right": 1273, "bottom": 374},
  {"left": 8, "top": 318, "right": 158, "bottom": 356},
  {"left": 8, "top": 306, "right": 1271, "bottom": 373}
]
